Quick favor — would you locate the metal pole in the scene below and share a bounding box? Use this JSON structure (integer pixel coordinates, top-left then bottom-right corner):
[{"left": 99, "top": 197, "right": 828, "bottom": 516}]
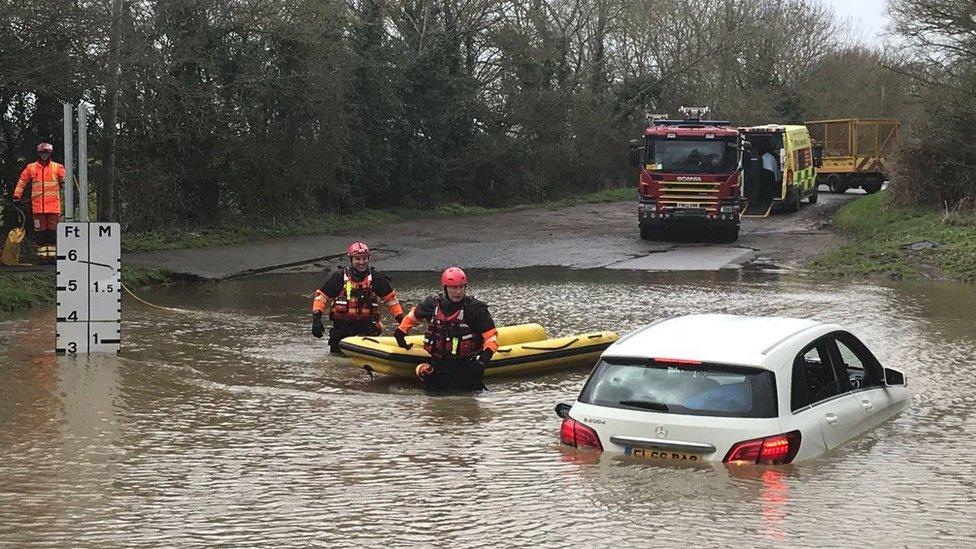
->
[
  {"left": 63, "top": 103, "right": 74, "bottom": 221},
  {"left": 78, "top": 102, "right": 89, "bottom": 222}
]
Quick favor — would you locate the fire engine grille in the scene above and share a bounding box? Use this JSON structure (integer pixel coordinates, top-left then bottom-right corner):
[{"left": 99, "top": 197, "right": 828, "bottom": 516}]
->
[{"left": 659, "top": 180, "right": 721, "bottom": 209}]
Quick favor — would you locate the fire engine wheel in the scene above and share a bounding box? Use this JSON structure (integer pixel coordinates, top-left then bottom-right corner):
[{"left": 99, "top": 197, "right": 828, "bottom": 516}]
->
[
  {"left": 639, "top": 223, "right": 656, "bottom": 241},
  {"left": 722, "top": 226, "right": 740, "bottom": 242},
  {"left": 863, "top": 182, "right": 882, "bottom": 194}
]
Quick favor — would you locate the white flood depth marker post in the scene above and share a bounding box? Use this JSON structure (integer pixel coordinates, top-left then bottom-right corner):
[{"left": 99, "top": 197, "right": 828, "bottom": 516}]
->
[{"left": 56, "top": 222, "right": 122, "bottom": 354}]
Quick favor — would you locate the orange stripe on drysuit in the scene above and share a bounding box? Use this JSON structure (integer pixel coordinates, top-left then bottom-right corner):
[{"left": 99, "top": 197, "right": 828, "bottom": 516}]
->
[
  {"left": 398, "top": 308, "right": 421, "bottom": 332},
  {"left": 481, "top": 328, "right": 499, "bottom": 352},
  {"left": 312, "top": 289, "right": 331, "bottom": 314},
  {"left": 380, "top": 290, "right": 404, "bottom": 318}
]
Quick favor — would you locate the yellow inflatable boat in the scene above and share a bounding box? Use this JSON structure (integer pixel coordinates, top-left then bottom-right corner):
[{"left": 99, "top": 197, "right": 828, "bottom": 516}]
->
[{"left": 338, "top": 323, "right": 618, "bottom": 379}]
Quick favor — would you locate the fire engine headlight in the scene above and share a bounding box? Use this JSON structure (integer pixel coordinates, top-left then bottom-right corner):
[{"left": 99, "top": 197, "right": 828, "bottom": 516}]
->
[{"left": 720, "top": 205, "right": 738, "bottom": 213}]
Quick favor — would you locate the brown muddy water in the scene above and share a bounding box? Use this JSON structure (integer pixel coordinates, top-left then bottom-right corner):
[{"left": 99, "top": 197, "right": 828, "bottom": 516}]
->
[{"left": 1, "top": 269, "right": 975, "bottom": 547}]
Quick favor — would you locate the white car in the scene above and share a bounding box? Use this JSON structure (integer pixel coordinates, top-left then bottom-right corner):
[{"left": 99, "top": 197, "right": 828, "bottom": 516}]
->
[{"left": 556, "top": 314, "right": 910, "bottom": 464}]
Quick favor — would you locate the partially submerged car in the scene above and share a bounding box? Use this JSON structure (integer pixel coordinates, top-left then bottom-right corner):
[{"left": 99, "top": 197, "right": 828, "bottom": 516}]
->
[{"left": 556, "top": 314, "right": 910, "bottom": 465}]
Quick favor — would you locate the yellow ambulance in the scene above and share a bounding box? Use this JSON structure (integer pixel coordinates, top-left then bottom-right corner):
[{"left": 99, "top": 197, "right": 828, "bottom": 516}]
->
[{"left": 739, "top": 124, "right": 819, "bottom": 217}]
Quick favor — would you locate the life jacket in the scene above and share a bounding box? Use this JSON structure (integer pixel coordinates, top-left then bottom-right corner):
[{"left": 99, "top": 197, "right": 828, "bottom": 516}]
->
[
  {"left": 423, "top": 296, "right": 482, "bottom": 359},
  {"left": 329, "top": 268, "right": 379, "bottom": 322}
]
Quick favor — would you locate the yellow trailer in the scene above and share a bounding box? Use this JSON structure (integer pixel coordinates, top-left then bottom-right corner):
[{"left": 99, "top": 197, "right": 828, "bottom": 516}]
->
[{"left": 804, "top": 118, "right": 899, "bottom": 194}]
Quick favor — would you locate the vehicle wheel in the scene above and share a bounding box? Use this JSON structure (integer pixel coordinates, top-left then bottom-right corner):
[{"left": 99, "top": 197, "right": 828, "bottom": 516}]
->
[
  {"left": 827, "top": 174, "right": 848, "bottom": 194},
  {"left": 724, "top": 225, "right": 740, "bottom": 242},
  {"left": 863, "top": 182, "right": 882, "bottom": 194},
  {"left": 710, "top": 225, "right": 738, "bottom": 243},
  {"left": 639, "top": 223, "right": 655, "bottom": 240},
  {"left": 808, "top": 185, "right": 819, "bottom": 204},
  {"left": 790, "top": 188, "right": 802, "bottom": 212}
]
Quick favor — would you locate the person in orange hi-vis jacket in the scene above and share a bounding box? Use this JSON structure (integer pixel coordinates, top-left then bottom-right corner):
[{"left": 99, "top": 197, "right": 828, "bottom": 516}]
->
[
  {"left": 393, "top": 267, "right": 498, "bottom": 392},
  {"left": 310, "top": 242, "right": 405, "bottom": 355},
  {"left": 12, "top": 142, "right": 65, "bottom": 264}
]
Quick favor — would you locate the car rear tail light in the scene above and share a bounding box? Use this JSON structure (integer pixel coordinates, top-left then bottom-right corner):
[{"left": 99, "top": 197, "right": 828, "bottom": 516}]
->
[
  {"left": 653, "top": 358, "right": 701, "bottom": 365},
  {"left": 723, "top": 431, "right": 801, "bottom": 465},
  {"left": 559, "top": 417, "right": 603, "bottom": 450}
]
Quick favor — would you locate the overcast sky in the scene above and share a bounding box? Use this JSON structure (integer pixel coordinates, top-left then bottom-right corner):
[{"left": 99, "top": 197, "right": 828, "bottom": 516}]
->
[{"left": 822, "top": 0, "right": 891, "bottom": 45}]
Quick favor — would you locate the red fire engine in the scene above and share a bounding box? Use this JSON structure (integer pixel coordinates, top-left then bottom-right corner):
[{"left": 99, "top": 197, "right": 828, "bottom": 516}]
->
[{"left": 629, "top": 107, "right": 745, "bottom": 242}]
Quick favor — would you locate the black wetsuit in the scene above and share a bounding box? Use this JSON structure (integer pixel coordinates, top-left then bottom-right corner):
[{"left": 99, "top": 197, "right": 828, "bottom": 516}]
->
[
  {"left": 413, "top": 293, "right": 496, "bottom": 392},
  {"left": 318, "top": 267, "right": 395, "bottom": 353}
]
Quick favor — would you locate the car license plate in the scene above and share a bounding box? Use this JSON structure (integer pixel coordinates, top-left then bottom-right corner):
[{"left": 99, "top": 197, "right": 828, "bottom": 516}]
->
[
  {"left": 675, "top": 202, "right": 699, "bottom": 209},
  {"left": 626, "top": 446, "right": 701, "bottom": 462}
]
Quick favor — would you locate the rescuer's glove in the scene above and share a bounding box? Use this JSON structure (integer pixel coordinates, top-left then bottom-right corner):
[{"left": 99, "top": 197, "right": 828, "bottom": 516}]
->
[
  {"left": 311, "top": 312, "right": 325, "bottom": 338},
  {"left": 394, "top": 313, "right": 405, "bottom": 324},
  {"left": 369, "top": 321, "right": 383, "bottom": 336},
  {"left": 394, "top": 328, "right": 412, "bottom": 350},
  {"left": 472, "top": 348, "right": 494, "bottom": 370}
]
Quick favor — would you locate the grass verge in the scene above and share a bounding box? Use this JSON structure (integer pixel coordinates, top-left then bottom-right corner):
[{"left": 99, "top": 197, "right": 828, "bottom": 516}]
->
[
  {"left": 0, "top": 265, "right": 174, "bottom": 314},
  {"left": 0, "top": 272, "right": 55, "bottom": 312},
  {"left": 122, "top": 187, "right": 636, "bottom": 252},
  {"left": 809, "top": 190, "right": 976, "bottom": 281}
]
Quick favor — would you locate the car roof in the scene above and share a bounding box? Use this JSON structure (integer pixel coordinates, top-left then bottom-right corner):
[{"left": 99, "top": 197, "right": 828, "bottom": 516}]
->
[{"left": 602, "top": 314, "right": 827, "bottom": 369}]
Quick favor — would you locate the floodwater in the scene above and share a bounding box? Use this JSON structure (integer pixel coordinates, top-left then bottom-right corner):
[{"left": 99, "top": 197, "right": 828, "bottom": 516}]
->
[{"left": 1, "top": 269, "right": 975, "bottom": 547}]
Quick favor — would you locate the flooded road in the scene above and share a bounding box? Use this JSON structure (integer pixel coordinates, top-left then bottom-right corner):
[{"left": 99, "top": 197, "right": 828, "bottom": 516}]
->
[{"left": 2, "top": 269, "right": 975, "bottom": 547}]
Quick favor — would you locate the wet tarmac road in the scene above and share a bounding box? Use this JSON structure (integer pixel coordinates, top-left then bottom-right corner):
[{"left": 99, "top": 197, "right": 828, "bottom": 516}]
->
[{"left": 127, "top": 191, "right": 857, "bottom": 279}]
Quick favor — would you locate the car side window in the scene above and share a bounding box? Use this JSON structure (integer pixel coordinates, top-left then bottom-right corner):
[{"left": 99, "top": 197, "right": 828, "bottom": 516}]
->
[
  {"left": 831, "top": 333, "right": 884, "bottom": 389},
  {"left": 791, "top": 340, "right": 843, "bottom": 412}
]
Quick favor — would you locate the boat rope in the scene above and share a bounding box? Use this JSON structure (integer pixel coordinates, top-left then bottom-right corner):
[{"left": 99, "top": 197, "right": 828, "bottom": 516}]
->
[{"left": 121, "top": 282, "right": 190, "bottom": 313}]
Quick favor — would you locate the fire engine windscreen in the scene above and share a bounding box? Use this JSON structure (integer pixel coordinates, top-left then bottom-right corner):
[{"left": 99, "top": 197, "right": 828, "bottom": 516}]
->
[{"left": 647, "top": 138, "right": 738, "bottom": 174}]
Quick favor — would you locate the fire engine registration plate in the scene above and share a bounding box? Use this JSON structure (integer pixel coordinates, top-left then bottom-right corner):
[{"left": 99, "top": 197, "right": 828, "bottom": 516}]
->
[
  {"left": 675, "top": 202, "right": 700, "bottom": 209},
  {"left": 625, "top": 446, "right": 701, "bottom": 462}
]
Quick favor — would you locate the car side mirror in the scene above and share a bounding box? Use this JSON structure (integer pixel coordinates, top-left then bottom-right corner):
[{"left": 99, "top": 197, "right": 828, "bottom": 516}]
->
[
  {"left": 555, "top": 402, "right": 572, "bottom": 418},
  {"left": 884, "top": 367, "right": 906, "bottom": 386},
  {"left": 812, "top": 144, "right": 824, "bottom": 168},
  {"left": 628, "top": 140, "right": 643, "bottom": 168}
]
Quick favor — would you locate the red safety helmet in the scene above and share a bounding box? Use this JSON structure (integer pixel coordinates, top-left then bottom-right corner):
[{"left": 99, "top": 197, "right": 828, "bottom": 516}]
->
[
  {"left": 37, "top": 142, "right": 53, "bottom": 153},
  {"left": 347, "top": 242, "right": 370, "bottom": 257},
  {"left": 441, "top": 267, "right": 468, "bottom": 286}
]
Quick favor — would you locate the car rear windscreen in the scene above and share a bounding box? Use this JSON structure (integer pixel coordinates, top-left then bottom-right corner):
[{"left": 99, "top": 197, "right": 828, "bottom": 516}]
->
[{"left": 578, "top": 359, "right": 777, "bottom": 418}]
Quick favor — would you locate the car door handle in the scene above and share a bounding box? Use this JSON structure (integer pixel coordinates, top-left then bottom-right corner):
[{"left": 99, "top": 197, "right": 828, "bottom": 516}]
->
[
  {"left": 824, "top": 413, "right": 839, "bottom": 425},
  {"left": 861, "top": 399, "right": 874, "bottom": 411}
]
